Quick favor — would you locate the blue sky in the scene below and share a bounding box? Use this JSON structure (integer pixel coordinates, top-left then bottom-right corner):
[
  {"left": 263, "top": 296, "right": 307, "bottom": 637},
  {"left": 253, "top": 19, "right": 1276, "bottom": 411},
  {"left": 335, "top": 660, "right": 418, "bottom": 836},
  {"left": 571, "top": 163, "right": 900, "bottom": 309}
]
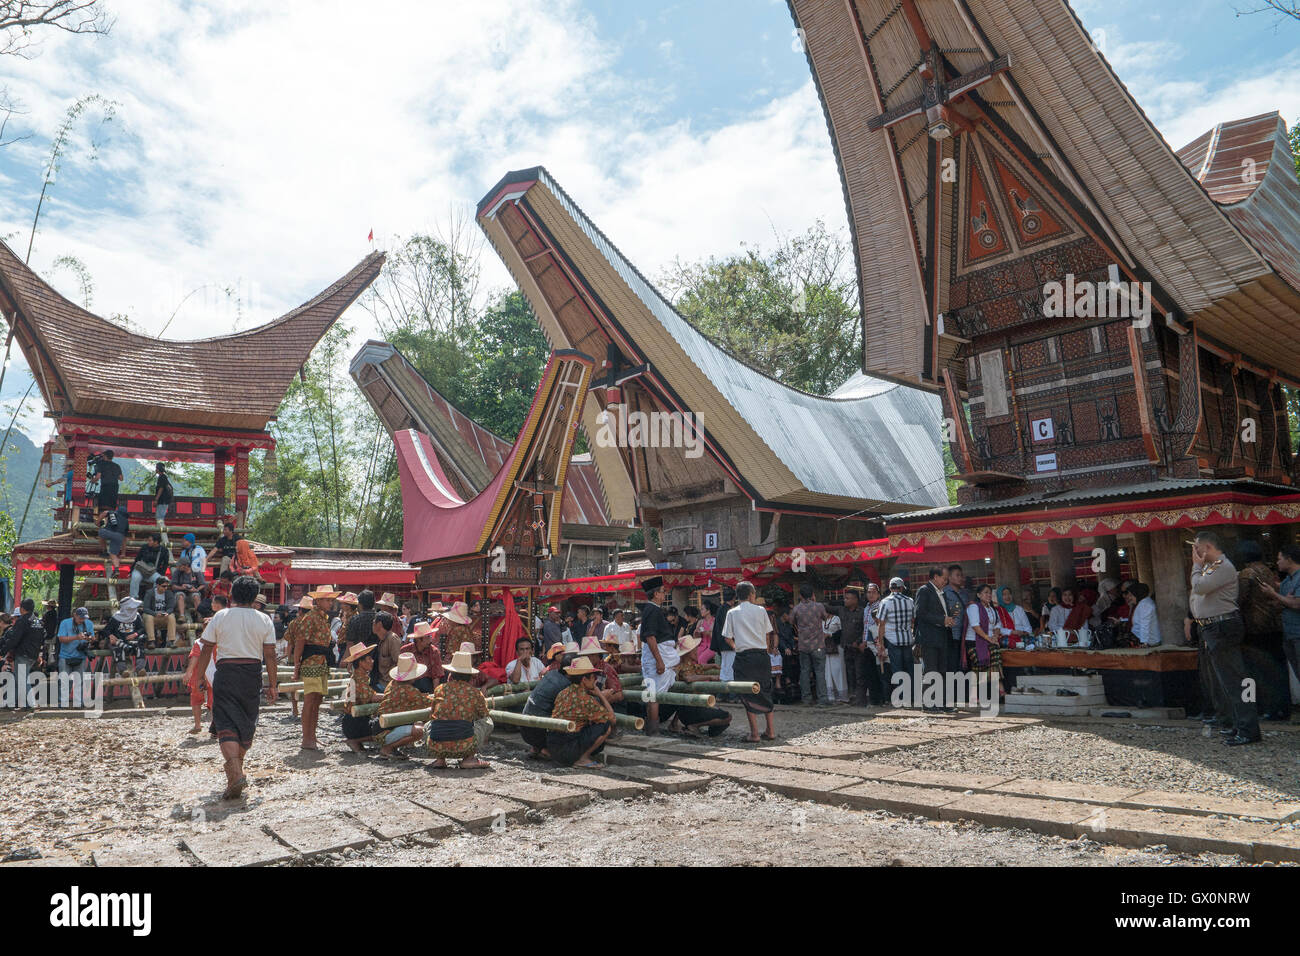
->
[{"left": 0, "top": 0, "right": 1297, "bottom": 441}]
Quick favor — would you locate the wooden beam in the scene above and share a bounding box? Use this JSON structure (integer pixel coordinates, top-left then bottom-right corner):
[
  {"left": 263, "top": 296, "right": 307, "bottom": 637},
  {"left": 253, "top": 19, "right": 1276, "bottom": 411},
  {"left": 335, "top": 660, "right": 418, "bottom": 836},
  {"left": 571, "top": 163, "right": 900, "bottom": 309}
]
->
[{"left": 900, "top": 0, "right": 934, "bottom": 55}]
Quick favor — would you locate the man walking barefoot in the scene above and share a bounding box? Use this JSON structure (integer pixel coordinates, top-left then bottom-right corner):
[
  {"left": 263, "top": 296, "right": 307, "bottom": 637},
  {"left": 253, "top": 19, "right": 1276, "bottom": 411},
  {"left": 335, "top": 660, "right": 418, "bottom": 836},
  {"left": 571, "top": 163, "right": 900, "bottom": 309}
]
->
[{"left": 194, "top": 576, "right": 277, "bottom": 800}]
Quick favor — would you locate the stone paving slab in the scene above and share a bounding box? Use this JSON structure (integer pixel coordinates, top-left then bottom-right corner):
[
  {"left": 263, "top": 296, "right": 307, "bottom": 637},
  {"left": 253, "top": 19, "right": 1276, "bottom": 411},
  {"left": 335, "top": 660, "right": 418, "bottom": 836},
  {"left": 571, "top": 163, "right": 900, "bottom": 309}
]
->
[
  {"left": 832, "top": 781, "right": 964, "bottom": 817},
  {"left": 937, "top": 793, "right": 1104, "bottom": 839},
  {"left": 409, "top": 789, "right": 527, "bottom": 829},
  {"left": 989, "top": 777, "right": 1146, "bottom": 807},
  {"left": 348, "top": 801, "right": 456, "bottom": 841},
  {"left": 1118, "top": 790, "right": 1300, "bottom": 823},
  {"left": 1252, "top": 826, "right": 1300, "bottom": 863},
  {"left": 836, "top": 734, "right": 934, "bottom": 749},
  {"left": 734, "top": 766, "right": 860, "bottom": 802},
  {"left": 268, "top": 815, "right": 377, "bottom": 856},
  {"left": 542, "top": 771, "right": 653, "bottom": 799},
  {"left": 0, "top": 855, "right": 84, "bottom": 866},
  {"left": 182, "top": 827, "right": 297, "bottom": 867},
  {"left": 886, "top": 768, "right": 1017, "bottom": 792},
  {"left": 699, "top": 747, "right": 904, "bottom": 779},
  {"left": 767, "top": 743, "right": 867, "bottom": 759},
  {"left": 1078, "top": 808, "right": 1269, "bottom": 858},
  {"left": 92, "top": 841, "right": 193, "bottom": 867},
  {"left": 597, "top": 763, "right": 712, "bottom": 793},
  {"left": 473, "top": 780, "right": 593, "bottom": 814}
]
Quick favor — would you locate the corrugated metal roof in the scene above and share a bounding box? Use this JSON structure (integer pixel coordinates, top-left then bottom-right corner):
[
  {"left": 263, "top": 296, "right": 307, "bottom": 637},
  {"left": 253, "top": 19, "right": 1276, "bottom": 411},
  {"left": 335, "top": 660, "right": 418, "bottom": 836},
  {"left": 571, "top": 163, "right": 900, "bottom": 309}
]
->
[
  {"left": 886, "top": 477, "right": 1298, "bottom": 524},
  {"left": 486, "top": 168, "right": 949, "bottom": 512}
]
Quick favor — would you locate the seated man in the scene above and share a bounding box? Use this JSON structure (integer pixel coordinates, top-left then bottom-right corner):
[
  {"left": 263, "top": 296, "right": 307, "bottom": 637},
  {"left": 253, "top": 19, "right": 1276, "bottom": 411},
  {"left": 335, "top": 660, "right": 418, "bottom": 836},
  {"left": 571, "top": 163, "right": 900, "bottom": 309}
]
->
[
  {"left": 506, "top": 636, "right": 545, "bottom": 684},
  {"left": 427, "top": 646, "right": 491, "bottom": 770},
  {"left": 129, "top": 532, "right": 171, "bottom": 601},
  {"left": 546, "top": 656, "right": 615, "bottom": 767},
  {"left": 400, "top": 619, "right": 445, "bottom": 693},
  {"left": 142, "top": 577, "right": 178, "bottom": 646},
  {"left": 666, "top": 634, "right": 732, "bottom": 738},
  {"left": 377, "top": 652, "right": 432, "bottom": 760}
]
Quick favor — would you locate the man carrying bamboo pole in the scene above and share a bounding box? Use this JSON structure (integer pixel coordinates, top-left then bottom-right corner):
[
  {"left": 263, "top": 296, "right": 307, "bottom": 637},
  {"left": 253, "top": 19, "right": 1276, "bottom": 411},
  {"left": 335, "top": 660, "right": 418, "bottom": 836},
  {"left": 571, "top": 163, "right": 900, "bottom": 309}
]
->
[
  {"left": 547, "top": 656, "right": 615, "bottom": 767},
  {"left": 637, "top": 576, "right": 678, "bottom": 736},
  {"left": 194, "top": 576, "right": 277, "bottom": 800},
  {"left": 293, "top": 587, "right": 338, "bottom": 752}
]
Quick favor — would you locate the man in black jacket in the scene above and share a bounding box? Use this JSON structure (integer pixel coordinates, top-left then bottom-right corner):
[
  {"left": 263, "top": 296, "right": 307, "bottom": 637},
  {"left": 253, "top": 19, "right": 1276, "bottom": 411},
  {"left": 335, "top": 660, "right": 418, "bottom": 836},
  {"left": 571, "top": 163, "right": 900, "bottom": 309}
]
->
[
  {"left": 913, "top": 566, "right": 956, "bottom": 712},
  {"left": 637, "top": 576, "right": 677, "bottom": 736},
  {"left": 1, "top": 599, "right": 45, "bottom": 693},
  {"left": 129, "top": 533, "right": 171, "bottom": 600}
]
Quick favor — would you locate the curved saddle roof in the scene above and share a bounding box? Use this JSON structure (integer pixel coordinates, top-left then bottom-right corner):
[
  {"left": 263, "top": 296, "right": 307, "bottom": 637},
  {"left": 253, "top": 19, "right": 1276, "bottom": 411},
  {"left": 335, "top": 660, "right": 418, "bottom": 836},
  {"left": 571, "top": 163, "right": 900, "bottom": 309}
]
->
[{"left": 0, "top": 240, "right": 384, "bottom": 432}]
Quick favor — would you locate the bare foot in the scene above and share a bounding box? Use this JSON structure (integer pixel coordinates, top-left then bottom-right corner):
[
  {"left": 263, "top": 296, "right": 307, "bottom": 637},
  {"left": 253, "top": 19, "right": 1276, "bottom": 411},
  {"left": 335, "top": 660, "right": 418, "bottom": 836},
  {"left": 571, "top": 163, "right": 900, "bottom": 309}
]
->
[{"left": 457, "top": 758, "right": 489, "bottom": 769}]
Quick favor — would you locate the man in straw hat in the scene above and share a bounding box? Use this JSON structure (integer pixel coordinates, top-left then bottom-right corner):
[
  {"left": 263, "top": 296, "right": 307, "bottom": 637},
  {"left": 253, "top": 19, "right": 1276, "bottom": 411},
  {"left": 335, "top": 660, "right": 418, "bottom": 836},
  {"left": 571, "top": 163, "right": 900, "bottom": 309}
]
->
[
  {"left": 721, "top": 581, "right": 778, "bottom": 742},
  {"left": 340, "top": 640, "right": 381, "bottom": 753},
  {"left": 377, "top": 652, "right": 430, "bottom": 760},
  {"left": 547, "top": 655, "right": 616, "bottom": 767},
  {"left": 400, "top": 619, "right": 445, "bottom": 693},
  {"left": 664, "top": 632, "right": 733, "bottom": 738},
  {"left": 636, "top": 575, "right": 679, "bottom": 735},
  {"left": 520, "top": 642, "right": 574, "bottom": 758},
  {"left": 436, "top": 600, "right": 477, "bottom": 662},
  {"left": 281, "top": 595, "right": 314, "bottom": 719},
  {"left": 578, "top": 635, "right": 624, "bottom": 707},
  {"left": 193, "top": 576, "right": 278, "bottom": 799},
  {"left": 293, "top": 587, "right": 338, "bottom": 751},
  {"left": 427, "top": 643, "right": 491, "bottom": 769}
]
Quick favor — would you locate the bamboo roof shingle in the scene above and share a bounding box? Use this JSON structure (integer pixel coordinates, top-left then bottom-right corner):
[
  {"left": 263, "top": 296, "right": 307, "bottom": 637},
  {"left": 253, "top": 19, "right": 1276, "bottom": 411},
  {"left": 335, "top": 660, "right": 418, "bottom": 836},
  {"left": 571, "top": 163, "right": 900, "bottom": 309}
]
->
[{"left": 0, "top": 241, "right": 384, "bottom": 432}]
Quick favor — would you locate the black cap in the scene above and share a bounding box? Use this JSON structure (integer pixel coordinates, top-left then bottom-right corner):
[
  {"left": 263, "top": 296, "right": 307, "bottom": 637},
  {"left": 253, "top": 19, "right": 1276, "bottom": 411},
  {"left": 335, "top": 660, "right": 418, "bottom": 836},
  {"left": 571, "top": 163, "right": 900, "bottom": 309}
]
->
[{"left": 641, "top": 575, "right": 664, "bottom": 595}]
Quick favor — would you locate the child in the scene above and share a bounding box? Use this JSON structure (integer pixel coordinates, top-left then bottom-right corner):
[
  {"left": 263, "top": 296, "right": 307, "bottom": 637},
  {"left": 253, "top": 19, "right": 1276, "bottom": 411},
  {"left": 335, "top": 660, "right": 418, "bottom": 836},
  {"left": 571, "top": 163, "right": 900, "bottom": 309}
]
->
[{"left": 181, "top": 627, "right": 215, "bottom": 735}]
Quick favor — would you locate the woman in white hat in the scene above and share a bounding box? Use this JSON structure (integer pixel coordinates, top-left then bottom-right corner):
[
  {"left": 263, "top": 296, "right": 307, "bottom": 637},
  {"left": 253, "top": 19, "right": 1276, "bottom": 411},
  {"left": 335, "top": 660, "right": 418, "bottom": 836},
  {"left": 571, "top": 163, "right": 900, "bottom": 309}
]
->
[
  {"left": 546, "top": 656, "right": 616, "bottom": 767},
  {"left": 376, "top": 652, "right": 432, "bottom": 760},
  {"left": 427, "top": 645, "right": 490, "bottom": 769},
  {"left": 340, "top": 641, "right": 381, "bottom": 753},
  {"left": 104, "top": 597, "right": 146, "bottom": 669}
]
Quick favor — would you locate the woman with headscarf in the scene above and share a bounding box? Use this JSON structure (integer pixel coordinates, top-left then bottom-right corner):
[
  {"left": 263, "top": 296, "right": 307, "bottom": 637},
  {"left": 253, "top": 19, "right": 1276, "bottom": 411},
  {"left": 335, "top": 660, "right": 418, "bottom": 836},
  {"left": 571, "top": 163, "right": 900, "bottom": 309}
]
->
[
  {"left": 231, "top": 539, "right": 262, "bottom": 582},
  {"left": 997, "top": 586, "right": 1033, "bottom": 647},
  {"left": 963, "top": 584, "right": 1005, "bottom": 704}
]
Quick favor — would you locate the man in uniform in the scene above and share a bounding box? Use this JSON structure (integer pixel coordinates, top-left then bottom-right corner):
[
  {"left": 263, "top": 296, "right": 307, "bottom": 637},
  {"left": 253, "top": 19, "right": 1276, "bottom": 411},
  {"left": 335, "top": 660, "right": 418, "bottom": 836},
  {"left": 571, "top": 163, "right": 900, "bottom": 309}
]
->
[{"left": 1188, "top": 531, "right": 1259, "bottom": 746}]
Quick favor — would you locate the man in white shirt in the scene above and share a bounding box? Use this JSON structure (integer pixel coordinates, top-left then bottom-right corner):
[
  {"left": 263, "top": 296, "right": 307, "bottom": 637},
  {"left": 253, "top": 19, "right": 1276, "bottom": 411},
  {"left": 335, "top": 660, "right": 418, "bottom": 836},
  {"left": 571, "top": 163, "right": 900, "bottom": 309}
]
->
[
  {"left": 721, "top": 581, "right": 777, "bottom": 742},
  {"left": 602, "top": 608, "right": 633, "bottom": 648},
  {"left": 193, "top": 576, "right": 277, "bottom": 801}
]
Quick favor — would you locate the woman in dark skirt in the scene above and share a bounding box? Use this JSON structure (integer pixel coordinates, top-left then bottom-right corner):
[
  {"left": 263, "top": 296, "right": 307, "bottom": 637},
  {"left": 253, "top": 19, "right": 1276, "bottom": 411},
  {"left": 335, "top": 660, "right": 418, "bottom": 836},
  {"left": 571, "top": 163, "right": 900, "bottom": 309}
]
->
[{"left": 340, "top": 641, "right": 382, "bottom": 753}]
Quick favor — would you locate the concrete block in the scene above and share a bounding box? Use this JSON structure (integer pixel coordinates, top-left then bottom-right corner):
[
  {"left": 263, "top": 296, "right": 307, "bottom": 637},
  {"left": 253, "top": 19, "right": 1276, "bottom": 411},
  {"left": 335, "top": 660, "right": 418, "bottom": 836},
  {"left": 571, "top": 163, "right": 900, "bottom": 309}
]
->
[
  {"left": 92, "top": 841, "right": 193, "bottom": 868},
  {"left": 348, "top": 801, "right": 456, "bottom": 841},
  {"left": 1119, "top": 790, "right": 1300, "bottom": 823},
  {"left": 1075, "top": 808, "right": 1267, "bottom": 858},
  {"left": 887, "top": 768, "right": 1015, "bottom": 792},
  {"left": 182, "top": 828, "right": 297, "bottom": 867},
  {"left": 597, "top": 763, "right": 712, "bottom": 793},
  {"left": 409, "top": 790, "right": 527, "bottom": 829},
  {"left": 832, "top": 781, "right": 962, "bottom": 817},
  {"left": 541, "top": 771, "right": 652, "bottom": 799},
  {"left": 268, "top": 815, "right": 376, "bottom": 856},
  {"left": 989, "top": 777, "right": 1145, "bottom": 807},
  {"left": 938, "top": 793, "right": 1103, "bottom": 838},
  {"left": 473, "top": 780, "right": 592, "bottom": 814}
]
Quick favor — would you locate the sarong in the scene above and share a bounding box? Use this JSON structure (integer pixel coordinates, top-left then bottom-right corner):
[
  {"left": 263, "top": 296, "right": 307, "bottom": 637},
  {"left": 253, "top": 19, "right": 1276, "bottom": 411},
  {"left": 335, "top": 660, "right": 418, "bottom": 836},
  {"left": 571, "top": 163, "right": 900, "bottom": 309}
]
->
[
  {"left": 546, "top": 722, "right": 611, "bottom": 766},
  {"left": 733, "top": 648, "right": 774, "bottom": 715},
  {"left": 212, "top": 660, "right": 262, "bottom": 748},
  {"left": 426, "top": 718, "right": 476, "bottom": 758},
  {"left": 640, "top": 640, "right": 679, "bottom": 695}
]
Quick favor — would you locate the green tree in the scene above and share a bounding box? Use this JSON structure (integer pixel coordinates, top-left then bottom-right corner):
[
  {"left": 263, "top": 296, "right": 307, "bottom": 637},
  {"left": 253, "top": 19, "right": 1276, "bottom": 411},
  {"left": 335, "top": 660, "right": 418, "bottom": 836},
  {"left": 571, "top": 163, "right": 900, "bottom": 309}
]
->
[{"left": 658, "top": 220, "right": 861, "bottom": 395}]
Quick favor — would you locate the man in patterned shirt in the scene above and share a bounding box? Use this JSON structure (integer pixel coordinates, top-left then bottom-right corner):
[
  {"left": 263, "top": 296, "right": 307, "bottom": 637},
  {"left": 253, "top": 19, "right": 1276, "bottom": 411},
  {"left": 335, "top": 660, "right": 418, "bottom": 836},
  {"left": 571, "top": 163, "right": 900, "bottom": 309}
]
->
[
  {"left": 667, "top": 634, "right": 732, "bottom": 737},
  {"left": 293, "top": 587, "right": 338, "bottom": 752},
  {"left": 547, "top": 656, "right": 615, "bottom": 767},
  {"left": 378, "top": 652, "right": 433, "bottom": 759},
  {"left": 791, "top": 583, "right": 828, "bottom": 705}
]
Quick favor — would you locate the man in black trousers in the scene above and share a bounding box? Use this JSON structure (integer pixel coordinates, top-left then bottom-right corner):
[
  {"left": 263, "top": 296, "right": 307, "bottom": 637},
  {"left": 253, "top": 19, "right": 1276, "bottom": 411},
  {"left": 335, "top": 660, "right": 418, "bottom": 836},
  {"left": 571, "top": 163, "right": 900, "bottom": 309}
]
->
[{"left": 913, "top": 566, "right": 956, "bottom": 712}]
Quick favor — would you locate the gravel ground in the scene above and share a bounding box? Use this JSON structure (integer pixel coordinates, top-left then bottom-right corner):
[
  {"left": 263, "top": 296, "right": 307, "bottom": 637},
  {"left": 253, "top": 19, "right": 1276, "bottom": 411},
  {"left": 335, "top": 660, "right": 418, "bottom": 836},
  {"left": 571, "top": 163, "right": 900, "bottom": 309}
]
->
[
  {"left": 751, "top": 704, "right": 1300, "bottom": 802},
  {"left": 0, "top": 703, "right": 1293, "bottom": 866}
]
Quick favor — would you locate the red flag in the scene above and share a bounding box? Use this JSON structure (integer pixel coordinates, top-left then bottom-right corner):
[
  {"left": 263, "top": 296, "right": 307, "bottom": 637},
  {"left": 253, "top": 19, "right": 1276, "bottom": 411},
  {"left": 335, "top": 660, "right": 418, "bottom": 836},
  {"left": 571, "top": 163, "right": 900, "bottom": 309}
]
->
[
  {"left": 493, "top": 590, "right": 526, "bottom": 669},
  {"left": 367, "top": 229, "right": 374, "bottom": 242}
]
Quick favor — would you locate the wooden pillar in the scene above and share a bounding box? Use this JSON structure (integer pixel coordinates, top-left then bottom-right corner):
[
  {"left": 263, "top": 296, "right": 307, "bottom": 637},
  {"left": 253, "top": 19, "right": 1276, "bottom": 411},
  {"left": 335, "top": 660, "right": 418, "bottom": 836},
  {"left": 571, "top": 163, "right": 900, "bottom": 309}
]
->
[
  {"left": 12, "top": 565, "right": 22, "bottom": 607},
  {"left": 70, "top": 442, "right": 88, "bottom": 507},
  {"left": 1048, "top": 537, "right": 1075, "bottom": 589},
  {"left": 234, "top": 449, "right": 250, "bottom": 525},
  {"left": 213, "top": 449, "right": 227, "bottom": 512},
  {"left": 1092, "top": 534, "right": 1121, "bottom": 581},
  {"left": 57, "top": 564, "right": 75, "bottom": 622},
  {"left": 1132, "top": 531, "right": 1155, "bottom": 586},
  {"left": 1150, "top": 528, "right": 1190, "bottom": 646},
  {"left": 994, "top": 539, "right": 1021, "bottom": 591}
]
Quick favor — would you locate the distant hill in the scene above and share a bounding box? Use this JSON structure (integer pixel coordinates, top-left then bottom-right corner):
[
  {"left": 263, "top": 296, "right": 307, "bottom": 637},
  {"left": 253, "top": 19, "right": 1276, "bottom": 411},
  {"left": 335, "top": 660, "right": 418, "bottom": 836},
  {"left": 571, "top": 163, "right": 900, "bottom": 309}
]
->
[{"left": 0, "top": 432, "right": 152, "bottom": 541}]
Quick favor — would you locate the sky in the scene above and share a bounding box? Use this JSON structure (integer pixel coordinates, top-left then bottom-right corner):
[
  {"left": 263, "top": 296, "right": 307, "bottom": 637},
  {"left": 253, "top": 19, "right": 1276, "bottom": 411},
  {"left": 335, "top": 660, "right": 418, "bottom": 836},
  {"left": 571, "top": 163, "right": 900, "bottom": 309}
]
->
[{"left": 0, "top": 0, "right": 1297, "bottom": 442}]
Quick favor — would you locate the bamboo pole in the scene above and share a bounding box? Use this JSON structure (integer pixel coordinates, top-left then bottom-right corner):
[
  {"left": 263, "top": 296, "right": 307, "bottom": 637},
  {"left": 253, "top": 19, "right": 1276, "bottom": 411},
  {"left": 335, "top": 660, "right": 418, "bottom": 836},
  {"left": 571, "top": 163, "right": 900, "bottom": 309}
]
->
[
  {"left": 96, "top": 673, "right": 190, "bottom": 688},
  {"left": 376, "top": 707, "right": 431, "bottom": 728},
  {"left": 330, "top": 701, "right": 380, "bottom": 716},
  {"left": 613, "top": 713, "right": 644, "bottom": 731},
  {"left": 484, "top": 679, "right": 543, "bottom": 698},
  {"left": 489, "top": 710, "right": 574, "bottom": 733},
  {"left": 276, "top": 681, "right": 349, "bottom": 694},
  {"left": 627, "top": 691, "right": 716, "bottom": 707},
  {"left": 485, "top": 691, "right": 531, "bottom": 709},
  {"left": 668, "top": 681, "right": 758, "bottom": 695}
]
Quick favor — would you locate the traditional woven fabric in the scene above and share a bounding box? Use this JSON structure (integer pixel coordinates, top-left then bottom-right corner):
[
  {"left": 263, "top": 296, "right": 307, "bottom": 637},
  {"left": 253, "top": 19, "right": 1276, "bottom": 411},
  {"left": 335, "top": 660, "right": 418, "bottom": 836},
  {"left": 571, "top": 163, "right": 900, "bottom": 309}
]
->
[
  {"left": 379, "top": 679, "right": 431, "bottom": 718},
  {"left": 551, "top": 683, "right": 608, "bottom": 732},
  {"left": 427, "top": 679, "right": 489, "bottom": 758}
]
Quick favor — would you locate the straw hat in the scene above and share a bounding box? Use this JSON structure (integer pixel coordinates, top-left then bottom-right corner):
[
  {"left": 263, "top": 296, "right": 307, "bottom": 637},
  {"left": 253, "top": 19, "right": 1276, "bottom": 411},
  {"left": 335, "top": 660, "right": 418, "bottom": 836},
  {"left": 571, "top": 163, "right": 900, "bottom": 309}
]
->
[
  {"left": 677, "top": 634, "right": 701, "bottom": 656},
  {"left": 444, "top": 647, "right": 479, "bottom": 676},
  {"left": 297, "top": 596, "right": 314, "bottom": 610},
  {"left": 337, "top": 592, "right": 359, "bottom": 607},
  {"left": 599, "top": 631, "right": 621, "bottom": 647},
  {"left": 341, "top": 642, "right": 375, "bottom": 665},
  {"left": 389, "top": 652, "right": 427, "bottom": 682},
  {"left": 428, "top": 601, "right": 448, "bottom": 614},
  {"left": 455, "top": 640, "right": 481, "bottom": 658},
  {"left": 545, "top": 642, "right": 566, "bottom": 661},
  {"left": 618, "top": 641, "right": 637, "bottom": 655},
  {"left": 563, "top": 656, "right": 598, "bottom": 677},
  {"left": 577, "top": 636, "right": 604, "bottom": 657},
  {"left": 562, "top": 641, "right": 579, "bottom": 656},
  {"left": 253, "top": 593, "right": 267, "bottom": 606},
  {"left": 376, "top": 592, "right": 399, "bottom": 611},
  {"left": 409, "top": 620, "right": 436, "bottom": 640},
  {"left": 307, "top": 588, "right": 340, "bottom": 600},
  {"left": 442, "top": 601, "right": 471, "bottom": 625}
]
